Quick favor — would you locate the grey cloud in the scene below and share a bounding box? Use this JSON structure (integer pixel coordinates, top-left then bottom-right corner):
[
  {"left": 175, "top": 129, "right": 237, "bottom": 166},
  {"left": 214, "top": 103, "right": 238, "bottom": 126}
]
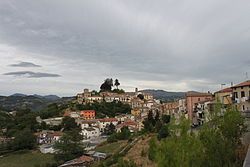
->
[
  {"left": 9, "top": 61, "right": 41, "bottom": 67},
  {"left": 4, "top": 71, "right": 61, "bottom": 78},
  {"left": 0, "top": 0, "right": 250, "bottom": 94}
]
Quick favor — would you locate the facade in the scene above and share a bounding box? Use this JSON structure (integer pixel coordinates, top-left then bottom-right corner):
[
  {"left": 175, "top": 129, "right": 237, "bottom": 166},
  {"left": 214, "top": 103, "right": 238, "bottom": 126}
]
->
[
  {"left": 81, "top": 127, "right": 100, "bottom": 139},
  {"left": 98, "top": 118, "right": 118, "bottom": 132},
  {"left": 185, "top": 91, "right": 213, "bottom": 124},
  {"left": 80, "top": 110, "right": 96, "bottom": 120},
  {"left": 214, "top": 87, "right": 233, "bottom": 105},
  {"left": 35, "top": 130, "right": 63, "bottom": 144},
  {"left": 232, "top": 80, "right": 250, "bottom": 112},
  {"left": 164, "top": 101, "right": 179, "bottom": 116}
]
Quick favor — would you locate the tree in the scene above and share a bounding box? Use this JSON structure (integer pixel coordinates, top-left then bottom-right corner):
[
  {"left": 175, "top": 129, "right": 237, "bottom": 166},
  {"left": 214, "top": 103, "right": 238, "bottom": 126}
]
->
[
  {"left": 137, "top": 94, "right": 144, "bottom": 100},
  {"left": 104, "top": 123, "right": 116, "bottom": 135},
  {"left": 157, "top": 125, "right": 169, "bottom": 140},
  {"left": 54, "top": 133, "right": 84, "bottom": 163},
  {"left": 114, "top": 79, "right": 120, "bottom": 89},
  {"left": 151, "top": 106, "right": 246, "bottom": 167},
  {"left": 10, "top": 128, "right": 36, "bottom": 151},
  {"left": 162, "top": 115, "right": 171, "bottom": 124},
  {"left": 61, "top": 116, "right": 79, "bottom": 131},
  {"left": 100, "top": 78, "right": 113, "bottom": 92}
]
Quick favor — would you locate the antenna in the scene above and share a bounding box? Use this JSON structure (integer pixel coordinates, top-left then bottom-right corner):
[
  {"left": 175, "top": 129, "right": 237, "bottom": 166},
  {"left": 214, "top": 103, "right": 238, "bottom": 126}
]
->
[{"left": 246, "top": 72, "right": 249, "bottom": 80}]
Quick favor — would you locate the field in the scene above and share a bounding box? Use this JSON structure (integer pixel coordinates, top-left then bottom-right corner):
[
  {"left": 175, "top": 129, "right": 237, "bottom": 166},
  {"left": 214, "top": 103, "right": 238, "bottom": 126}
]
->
[
  {"left": 0, "top": 150, "right": 55, "bottom": 167},
  {"left": 95, "top": 140, "right": 127, "bottom": 154}
]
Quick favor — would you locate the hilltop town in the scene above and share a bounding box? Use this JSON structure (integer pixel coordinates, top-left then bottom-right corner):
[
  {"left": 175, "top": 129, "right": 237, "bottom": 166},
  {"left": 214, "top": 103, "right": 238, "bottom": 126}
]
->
[{"left": 1, "top": 79, "right": 250, "bottom": 167}]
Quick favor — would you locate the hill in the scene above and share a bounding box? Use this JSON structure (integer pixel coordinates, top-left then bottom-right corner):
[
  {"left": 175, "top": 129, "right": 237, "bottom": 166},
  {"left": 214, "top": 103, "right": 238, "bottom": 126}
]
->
[
  {"left": 141, "top": 89, "right": 185, "bottom": 101},
  {"left": 0, "top": 94, "right": 73, "bottom": 112}
]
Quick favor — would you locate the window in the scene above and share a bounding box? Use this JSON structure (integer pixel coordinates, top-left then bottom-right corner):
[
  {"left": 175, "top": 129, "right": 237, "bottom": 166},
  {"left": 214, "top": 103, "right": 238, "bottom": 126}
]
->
[
  {"left": 241, "top": 91, "right": 245, "bottom": 98},
  {"left": 233, "top": 92, "right": 238, "bottom": 98},
  {"left": 241, "top": 86, "right": 243, "bottom": 89},
  {"left": 243, "top": 105, "right": 245, "bottom": 111},
  {"left": 198, "top": 98, "right": 200, "bottom": 101}
]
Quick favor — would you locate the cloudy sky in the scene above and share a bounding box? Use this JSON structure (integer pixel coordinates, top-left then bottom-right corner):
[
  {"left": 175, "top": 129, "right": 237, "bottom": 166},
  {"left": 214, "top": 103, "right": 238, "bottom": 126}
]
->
[{"left": 0, "top": 0, "right": 250, "bottom": 96}]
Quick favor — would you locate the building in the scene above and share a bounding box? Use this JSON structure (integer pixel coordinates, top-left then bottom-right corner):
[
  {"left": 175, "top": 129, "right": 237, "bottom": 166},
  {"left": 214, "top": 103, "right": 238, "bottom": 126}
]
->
[
  {"left": 186, "top": 91, "right": 213, "bottom": 124},
  {"left": 116, "top": 120, "right": 139, "bottom": 133},
  {"left": 214, "top": 87, "right": 233, "bottom": 105},
  {"left": 232, "top": 80, "right": 250, "bottom": 112},
  {"left": 80, "top": 110, "right": 96, "bottom": 120},
  {"left": 164, "top": 101, "right": 179, "bottom": 116},
  {"left": 178, "top": 99, "right": 186, "bottom": 113},
  {"left": 35, "top": 130, "right": 63, "bottom": 144},
  {"left": 98, "top": 118, "right": 118, "bottom": 132},
  {"left": 81, "top": 127, "right": 100, "bottom": 139}
]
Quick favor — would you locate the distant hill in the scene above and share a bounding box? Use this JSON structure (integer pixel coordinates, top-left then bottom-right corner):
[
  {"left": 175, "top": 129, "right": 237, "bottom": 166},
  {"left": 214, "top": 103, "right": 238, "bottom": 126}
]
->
[
  {"left": 141, "top": 89, "right": 185, "bottom": 101},
  {"left": 0, "top": 94, "right": 73, "bottom": 112}
]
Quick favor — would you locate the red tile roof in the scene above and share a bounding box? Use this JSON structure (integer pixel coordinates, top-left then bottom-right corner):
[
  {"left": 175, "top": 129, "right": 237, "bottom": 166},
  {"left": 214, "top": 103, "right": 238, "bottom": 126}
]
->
[
  {"left": 98, "top": 118, "right": 118, "bottom": 122},
  {"left": 215, "top": 87, "right": 232, "bottom": 93},
  {"left": 231, "top": 80, "right": 250, "bottom": 88},
  {"left": 81, "top": 110, "right": 96, "bottom": 113}
]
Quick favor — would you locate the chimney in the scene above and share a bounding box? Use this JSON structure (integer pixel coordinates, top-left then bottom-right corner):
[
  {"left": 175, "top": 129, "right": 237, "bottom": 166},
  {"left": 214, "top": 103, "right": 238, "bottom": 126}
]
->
[{"left": 135, "top": 88, "right": 138, "bottom": 93}]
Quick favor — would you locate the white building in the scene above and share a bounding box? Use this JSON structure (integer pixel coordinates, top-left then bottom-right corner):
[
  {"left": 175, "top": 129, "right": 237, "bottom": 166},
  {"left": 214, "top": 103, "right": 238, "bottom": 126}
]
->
[
  {"left": 98, "top": 118, "right": 118, "bottom": 132},
  {"left": 81, "top": 127, "right": 100, "bottom": 139}
]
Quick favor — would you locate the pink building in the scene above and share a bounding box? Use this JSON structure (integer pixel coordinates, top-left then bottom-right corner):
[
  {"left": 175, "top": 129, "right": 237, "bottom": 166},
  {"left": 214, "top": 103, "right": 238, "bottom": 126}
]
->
[{"left": 186, "top": 91, "right": 213, "bottom": 124}]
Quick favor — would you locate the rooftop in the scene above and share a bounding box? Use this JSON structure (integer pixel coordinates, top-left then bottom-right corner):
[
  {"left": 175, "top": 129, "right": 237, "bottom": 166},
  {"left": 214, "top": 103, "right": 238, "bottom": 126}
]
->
[
  {"left": 186, "top": 91, "right": 212, "bottom": 97},
  {"left": 231, "top": 80, "right": 250, "bottom": 88}
]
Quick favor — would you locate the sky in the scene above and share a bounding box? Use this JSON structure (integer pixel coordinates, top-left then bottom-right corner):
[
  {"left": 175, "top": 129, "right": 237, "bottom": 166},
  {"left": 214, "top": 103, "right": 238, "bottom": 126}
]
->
[{"left": 0, "top": 0, "right": 250, "bottom": 96}]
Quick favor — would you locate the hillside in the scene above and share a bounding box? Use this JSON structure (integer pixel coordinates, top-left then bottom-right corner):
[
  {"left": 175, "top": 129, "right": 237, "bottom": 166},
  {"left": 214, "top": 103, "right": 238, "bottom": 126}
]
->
[
  {"left": 0, "top": 94, "right": 73, "bottom": 112},
  {"left": 141, "top": 89, "right": 185, "bottom": 101}
]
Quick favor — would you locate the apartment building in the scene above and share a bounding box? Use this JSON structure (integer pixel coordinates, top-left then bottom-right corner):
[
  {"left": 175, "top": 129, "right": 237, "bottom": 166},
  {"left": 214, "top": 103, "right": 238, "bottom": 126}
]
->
[{"left": 232, "top": 80, "right": 250, "bottom": 112}]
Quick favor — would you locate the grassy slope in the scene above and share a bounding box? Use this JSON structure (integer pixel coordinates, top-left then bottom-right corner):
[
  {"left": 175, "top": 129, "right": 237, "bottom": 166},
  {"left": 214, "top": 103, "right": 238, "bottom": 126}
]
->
[
  {"left": 0, "top": 150, "right": 55, "bottom": 167},
  {"left": 95, "top": 141, "right": 127, "bottom": 154}
]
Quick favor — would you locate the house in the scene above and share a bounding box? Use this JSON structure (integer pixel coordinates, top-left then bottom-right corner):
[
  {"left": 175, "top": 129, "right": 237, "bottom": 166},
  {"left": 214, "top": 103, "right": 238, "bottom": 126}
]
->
[
  {"left": 78, "top": 119, "right": 99, "bottom": 129},
  {"left": 115, "top": 114, "right": 135, "bottom": 122},
  {"left": 116, "top": 120, "right": 139, "bottom": 133},
  {"left": 39, "top": 117, "right": 63, "bottom": 126},
  {"left": 193, "top": 100, "right": 215, "bottom": 126},
  {"left": 131, "top": 108, "right": 141, "bottom": 117},
  {"left": 232, "top": 80, "right": 250, "bottom": 112},
  {"left": 59, "top": 155, "right": 94, "bottom": 167},
  {"left": 80, "top": 110, "right": 96, "bottom": 120},
  {"left": 81, "top": 127, "right": 100, "bottom": 139},
  {"left": 178, "top": 99, "right": 186, "bottom": 113},
  {"left": 164, "top": 101, "right": 179, "bottom": 116},
  {"left": 186, "top": 91, "right": 213, "bottom": 124},
  {"left": 98, "top": 118, "right": 118, "bottom": 132},
  {"left": 214, "top": 87, "right": 233, "bottom": 105},
  {"left": 34, "top": 130, "right": 63, "bottom": 144}
]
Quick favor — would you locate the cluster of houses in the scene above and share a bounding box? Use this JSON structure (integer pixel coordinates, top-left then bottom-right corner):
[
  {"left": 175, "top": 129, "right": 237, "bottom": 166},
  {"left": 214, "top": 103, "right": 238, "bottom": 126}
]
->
[
  {"left": 32, "top": 80, "right": 250, "bottom": 166},
  {"left": 162, "top": 80, "right": 250, "bottom": 126}
]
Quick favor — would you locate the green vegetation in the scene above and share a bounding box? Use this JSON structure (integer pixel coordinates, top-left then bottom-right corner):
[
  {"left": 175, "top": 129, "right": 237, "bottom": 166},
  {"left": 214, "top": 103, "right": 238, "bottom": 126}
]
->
[
  {"left": 149, "top": 106, "right": 246, "bottom": 167},
  {"left": 54, "top": 117, "right": 84, "bottom": 164},
  {"left": 75, "top": 101, "right": 131, "bottom": 118},
  {"left": 38, "top": 103, "right": 68, "bottom": 119},
  {"left": 143, "top": 110, "right": 170, "bottom": 140},
  {"left": 0, "top": 151, "right": 55, "bottom": 167},
  {"left": 95, "top": 141, "right": 127, "bottom": 153},
  {"left": 107, "top": 127, "right": 131, "bottom": 143}
]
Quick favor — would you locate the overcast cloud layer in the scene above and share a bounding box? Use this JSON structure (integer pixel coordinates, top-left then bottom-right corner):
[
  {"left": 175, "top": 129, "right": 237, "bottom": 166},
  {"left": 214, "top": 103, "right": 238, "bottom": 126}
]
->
[{"left": 0, "top": 0, "right": 250, "bottom": 96}]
